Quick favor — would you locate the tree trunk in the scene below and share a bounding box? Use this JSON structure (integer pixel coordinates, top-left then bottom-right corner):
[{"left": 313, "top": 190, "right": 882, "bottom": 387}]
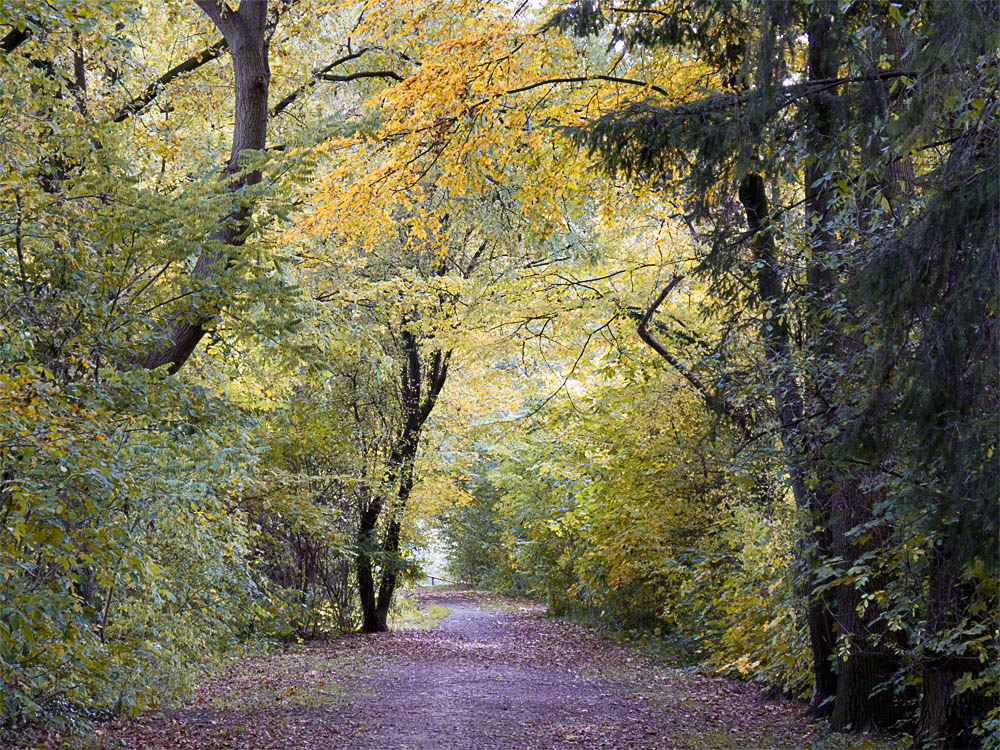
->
[
  {"left": 141, "top": 1, "right": 271, "bottom": 373},
  {"left": 357, "top": 501, "right": 387, "bottom": 632},
  {"left": 914, "top": 538, "right": 994, "bottom": 747},
  {"left": 357, "top": 435, "right": 417, "bottom": 634},
  {"left": 828, "top": 474, "right": 901, "bottom": 731},
  {"left": 738, "top": 173, "right": 838, "bottom": 710},
  {"left": 827, "top": 10, "right": 919, "bottom": 732},
  {"left": 355, "top": 322, "right": 450, "bottom": 633},
  {"left": 801, "top": 10, "right": 903, "bottom": 730},
  {"left": 373, "top": 518, "right": 403, "bottom": 627}
]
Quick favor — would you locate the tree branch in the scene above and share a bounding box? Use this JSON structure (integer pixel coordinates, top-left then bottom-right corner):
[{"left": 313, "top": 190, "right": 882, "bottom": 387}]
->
[
  {"left": 1, "top": 23, "right": 33, "bottom": 54},
  {"left": 636, "top": 274, "right": 752, "bottom": 436},
  {"left": 506, "top": 74, "right": 669, "bottom": 98},
  {"left": 270, "top": 47, "right": 372, "bottom": 116},
  {"left": 113, "top": 37, "right": 229, "bottom": 122},
  {"left": 319, "top": 69, "right": 402, "bottom": 83}
]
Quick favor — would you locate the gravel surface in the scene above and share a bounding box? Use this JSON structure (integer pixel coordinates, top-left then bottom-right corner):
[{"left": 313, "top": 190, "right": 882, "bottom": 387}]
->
[{"left": 90, "top": 591, "right": 845, "bottom": 749}]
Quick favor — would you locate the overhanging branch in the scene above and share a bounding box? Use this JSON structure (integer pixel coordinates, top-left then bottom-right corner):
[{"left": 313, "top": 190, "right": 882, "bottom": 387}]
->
[
  {"left": 636, "top": 273, "right": 752, "bottom": 437},
  {"left": 113, "top": 37, "right": 229, "bottom": 122}
]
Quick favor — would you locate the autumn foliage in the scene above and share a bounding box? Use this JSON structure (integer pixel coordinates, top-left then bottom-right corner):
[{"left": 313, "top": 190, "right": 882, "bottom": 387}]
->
[{"left": 0, "top": 1, "right": 996, "bottom": 747}]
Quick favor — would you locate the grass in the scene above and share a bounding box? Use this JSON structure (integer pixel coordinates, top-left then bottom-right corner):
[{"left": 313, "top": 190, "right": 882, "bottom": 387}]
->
[
  {"left": 478, "top": 598, "right": 540, "bottom": 614},
  {"left": 389, "top": 600, "right": 452, "bottom": 630}
]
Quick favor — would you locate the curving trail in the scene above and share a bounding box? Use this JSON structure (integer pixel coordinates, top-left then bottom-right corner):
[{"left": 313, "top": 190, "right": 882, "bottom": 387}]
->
[{"left": 97, "top": 592, "right": 838, "bottom": 749}]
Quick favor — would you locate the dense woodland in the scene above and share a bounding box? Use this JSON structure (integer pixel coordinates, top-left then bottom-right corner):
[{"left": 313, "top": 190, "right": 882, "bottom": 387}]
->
[{"left": 0, "top": 0, "right": 996, "bottom": 747}]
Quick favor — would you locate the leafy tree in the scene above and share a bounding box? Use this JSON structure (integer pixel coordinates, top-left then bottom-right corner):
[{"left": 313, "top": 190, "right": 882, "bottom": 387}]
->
[
  {"left": 0, "top": 0, "right": 394, "bottom": 730},
  {"left": 545, "top": 0, "right": 998, "bottom": 742},
  {"left": 1, "top": 0, "right": 994, "bottom": 745}
]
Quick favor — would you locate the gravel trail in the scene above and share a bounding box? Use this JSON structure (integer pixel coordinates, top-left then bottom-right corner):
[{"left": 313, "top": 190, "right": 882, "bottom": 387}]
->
[{"left": 95, "top": 591, "right": 835, "bottom": 750}]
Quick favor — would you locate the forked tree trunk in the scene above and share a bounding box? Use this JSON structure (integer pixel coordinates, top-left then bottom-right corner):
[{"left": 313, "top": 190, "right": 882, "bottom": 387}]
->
[
  {"left": 373, "top": 516, "right": 405, "bottom": 627},
  {"left": 357, "top": 434, "right": 418, "bottom": 634},
  {"left": 356, "top": 326, "right": 450, "bottom": 634}
]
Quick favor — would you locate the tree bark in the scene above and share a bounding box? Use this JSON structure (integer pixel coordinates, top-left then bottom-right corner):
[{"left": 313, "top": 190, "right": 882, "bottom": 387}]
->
[
  {"left": 356, "top": 318, "right": 451, "bottom": 633},
  {"left": 738, "top": 172, "right": 838, "bottom": 711},
  {"left": 357, "top": 426, "right": 420, "bottom": 633},
  {"left": 141, "top": 1, "right": 270, "bottom": 373},
  {"left": 827, "top": 9, "right": 921, "bottom": 732}
]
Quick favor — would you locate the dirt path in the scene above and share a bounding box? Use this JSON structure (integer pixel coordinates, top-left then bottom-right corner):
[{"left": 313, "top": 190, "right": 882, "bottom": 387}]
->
[{"left": 96, "top": 592, "right": 845, "bottom": 749}]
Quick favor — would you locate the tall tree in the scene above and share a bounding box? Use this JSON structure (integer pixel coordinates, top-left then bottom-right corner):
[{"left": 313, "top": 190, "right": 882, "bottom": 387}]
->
[
  {"left": 548, "top": 0, "right": 998, "bottom": 740},
  {"left": 139, "top": 0, "right": 273, "bottom": 372}
]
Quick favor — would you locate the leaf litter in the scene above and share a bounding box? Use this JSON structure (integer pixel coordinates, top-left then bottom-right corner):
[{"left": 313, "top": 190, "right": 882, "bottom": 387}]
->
[{"left": 47, "top": 591, "right": 898, "bottom": 749}]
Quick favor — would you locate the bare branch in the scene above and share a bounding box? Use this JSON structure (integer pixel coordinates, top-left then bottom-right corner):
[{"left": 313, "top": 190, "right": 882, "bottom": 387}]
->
[
  {"left": 270, "top": 47, "right": 372, "bottom": 116},
  {"left": 319, "top": 69, "right": 402, "bottom": 83}
]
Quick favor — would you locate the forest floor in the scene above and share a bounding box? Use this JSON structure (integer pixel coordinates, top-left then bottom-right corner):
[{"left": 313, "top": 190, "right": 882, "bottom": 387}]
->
[{"left": 82, "top": 590, "right": 896, "bottom": 750}]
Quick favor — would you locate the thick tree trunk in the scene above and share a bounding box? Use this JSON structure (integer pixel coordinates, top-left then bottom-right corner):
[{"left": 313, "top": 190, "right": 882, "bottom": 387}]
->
[
  {"left": 357, "top": 573, "right": 386, "bottom": 632},
  {"left": 801, "top": 11, "right": 903, "bottom": 730},
  {"left": 738, "top": 173, "right": 838, "bottom": 710},
  {"left": 914, "top": 540, "right": 994, "bottom": 747},
  {"left": 141, "top": 1, "right": 270, "bottom": 373}
]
